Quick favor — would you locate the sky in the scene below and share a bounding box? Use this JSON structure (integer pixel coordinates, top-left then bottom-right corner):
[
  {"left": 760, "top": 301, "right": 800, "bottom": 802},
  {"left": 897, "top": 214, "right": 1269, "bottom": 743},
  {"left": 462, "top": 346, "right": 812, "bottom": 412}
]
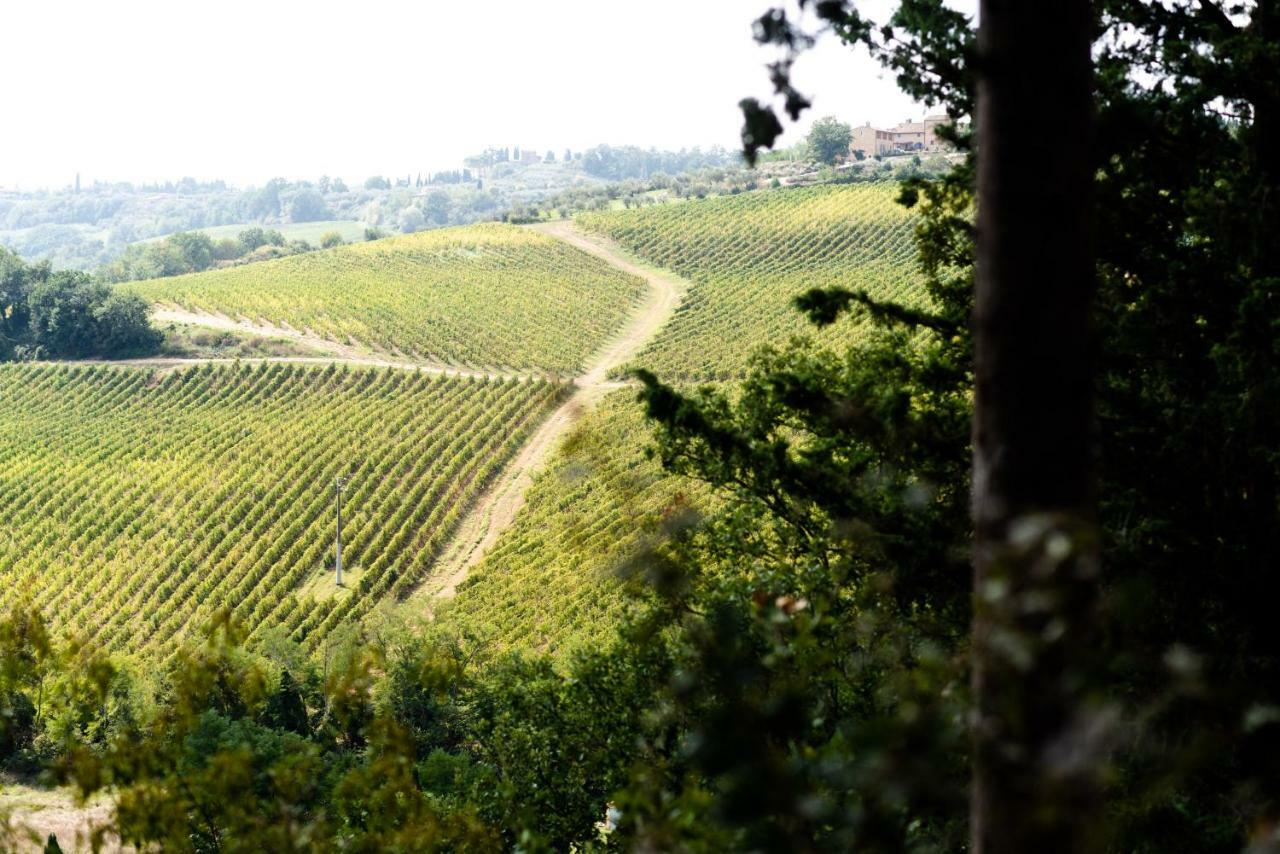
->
[{"left": 0, "top": 0, "right": 975, "bottom": 190}]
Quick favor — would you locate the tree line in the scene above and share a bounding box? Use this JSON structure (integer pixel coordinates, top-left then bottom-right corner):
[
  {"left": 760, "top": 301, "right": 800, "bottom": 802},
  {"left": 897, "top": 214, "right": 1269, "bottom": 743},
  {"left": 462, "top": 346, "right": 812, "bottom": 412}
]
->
[
  {"left": 0, "top": 248, "right": 160, "bottom": 361},
  {"left": 99, "top": 227, "right": 350, "bottom": 284}
]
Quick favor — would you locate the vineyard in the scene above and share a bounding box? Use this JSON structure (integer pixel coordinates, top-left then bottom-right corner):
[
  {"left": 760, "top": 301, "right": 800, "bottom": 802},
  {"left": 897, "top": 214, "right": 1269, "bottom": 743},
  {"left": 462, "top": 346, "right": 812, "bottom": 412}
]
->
[
  {"left": 435, "top": 389, "right": 704, "bottom": 659},
  {"left": 126, "top": 223, "right": 647, "bottom": 375},
  {"left": 0, "top": 185, "right": 922, "bottom": 662},
  {"left": 0, "top": 362, "right": 565, "bottom": 657},
  {"left": 578, "top": 183, "right": 924, "bottom": 381}
]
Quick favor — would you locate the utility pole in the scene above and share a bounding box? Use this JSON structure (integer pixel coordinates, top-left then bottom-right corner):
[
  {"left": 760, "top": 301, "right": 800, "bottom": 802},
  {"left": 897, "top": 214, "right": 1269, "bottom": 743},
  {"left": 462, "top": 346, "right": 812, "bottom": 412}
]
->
[{"left": 334, "top": 475, "right": 349, "bottom": 586}]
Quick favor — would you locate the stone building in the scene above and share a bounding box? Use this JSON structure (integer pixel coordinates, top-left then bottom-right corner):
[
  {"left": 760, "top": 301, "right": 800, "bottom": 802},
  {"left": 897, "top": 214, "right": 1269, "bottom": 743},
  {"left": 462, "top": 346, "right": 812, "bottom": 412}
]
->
[{"left": 850, "top": 114, "right": 952, "bottom": 156}]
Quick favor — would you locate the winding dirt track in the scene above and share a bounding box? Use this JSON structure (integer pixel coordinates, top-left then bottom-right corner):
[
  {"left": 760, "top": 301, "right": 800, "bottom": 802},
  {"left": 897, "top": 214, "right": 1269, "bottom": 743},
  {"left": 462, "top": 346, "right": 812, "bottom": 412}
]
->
[
  {"left": 409, "top": 221, "right": 684, "bottom": 603},
  {"left": 134, "top": 224, "right": 684, "bottom": 605}
]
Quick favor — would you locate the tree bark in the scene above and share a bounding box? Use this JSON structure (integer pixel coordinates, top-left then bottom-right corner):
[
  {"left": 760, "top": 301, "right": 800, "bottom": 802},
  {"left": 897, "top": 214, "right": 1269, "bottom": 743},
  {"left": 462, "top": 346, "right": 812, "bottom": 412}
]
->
[{"left": 971, "top": 1, "right": 1100, "bottom": 852}]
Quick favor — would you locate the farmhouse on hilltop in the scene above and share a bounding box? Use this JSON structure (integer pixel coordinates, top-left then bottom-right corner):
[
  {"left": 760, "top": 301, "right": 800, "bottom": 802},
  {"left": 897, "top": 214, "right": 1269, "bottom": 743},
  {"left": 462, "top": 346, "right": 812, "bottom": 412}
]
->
[{"left": 850, "top": 115, "right": 951, "bottom": 156}]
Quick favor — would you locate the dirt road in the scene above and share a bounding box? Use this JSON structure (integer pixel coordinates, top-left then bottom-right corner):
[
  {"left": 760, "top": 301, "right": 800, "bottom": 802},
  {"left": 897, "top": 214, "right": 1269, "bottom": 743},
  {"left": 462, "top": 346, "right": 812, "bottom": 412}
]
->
[
  {"left": 148, "top": 306, "right": 529, "bottom": 379},
  {"left": 152, "top": 305, "right": 362, "bottom": 359},
  {"left": 410, "top": 220, "right": 684, "bottom": 603}
]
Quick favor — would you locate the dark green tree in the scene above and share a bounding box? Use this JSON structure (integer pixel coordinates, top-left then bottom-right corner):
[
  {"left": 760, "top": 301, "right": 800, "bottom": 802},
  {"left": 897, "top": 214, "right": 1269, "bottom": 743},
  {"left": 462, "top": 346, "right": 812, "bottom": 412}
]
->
[
  {"left": 0, "top": 248, "right": 42, "bottom": 360},
  {"left": 92, "top": 292, "right": 163, "bottom": 356},
  {"left": 288, "top": 188, "right": 331, "bottom": 223},
  {"left": 805, "top": 115, "right": 853, "bottom": 164},
  {"left": 237, "top": 227, "right": 269, "bottom": 252},
  {"left": 425, "top": 190, "right": 450, "bottom": 225},
  {"left": 262, "top": 670, "right": 310, "bottom": 736},
  {"left": 28, "top": 272, "right": 109, "bottom": 358},
  {"left": 246, "top": 178, "right": 285, "bottom": 219},
  {"left": 3, "top": 250, "right": 162, "bottom": 360},
  {"left": 168, "top": 231, "right": 216, "bottom": 271}
]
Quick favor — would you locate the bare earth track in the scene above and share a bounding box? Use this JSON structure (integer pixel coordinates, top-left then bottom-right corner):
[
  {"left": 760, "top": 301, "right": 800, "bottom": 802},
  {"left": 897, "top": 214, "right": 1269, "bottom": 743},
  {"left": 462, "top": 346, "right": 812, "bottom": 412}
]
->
[
  {"left": 141, "top": 226, "right": 684, "bottom": 605},
  {"left": 409, "top": 220, "right": 684, "bottom": 603},
  {"left": 147, "top": 306, "right": 532, "bottom": 379},
  {"left": 152, "top": 305, "right": 362, "bottom": 359}
]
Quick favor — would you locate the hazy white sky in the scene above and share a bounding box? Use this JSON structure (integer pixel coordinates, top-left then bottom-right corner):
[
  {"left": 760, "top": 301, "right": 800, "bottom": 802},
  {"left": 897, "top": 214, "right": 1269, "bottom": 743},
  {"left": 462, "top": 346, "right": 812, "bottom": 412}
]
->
[{"left": 0, "top": 0, "right": 975, "bottom": 189}]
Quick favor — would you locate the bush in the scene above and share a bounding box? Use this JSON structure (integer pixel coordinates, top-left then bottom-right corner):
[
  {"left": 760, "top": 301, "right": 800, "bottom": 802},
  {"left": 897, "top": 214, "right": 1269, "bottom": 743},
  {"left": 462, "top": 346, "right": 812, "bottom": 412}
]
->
[
  {"left": 211, "top": 237, "right": 244, "bottom": 261},
  {"left": 320, "top": 231, "right": 344, "bottom": 249},
  {"left": 93, "top": 292, "right": 163, "bottom": 356}
]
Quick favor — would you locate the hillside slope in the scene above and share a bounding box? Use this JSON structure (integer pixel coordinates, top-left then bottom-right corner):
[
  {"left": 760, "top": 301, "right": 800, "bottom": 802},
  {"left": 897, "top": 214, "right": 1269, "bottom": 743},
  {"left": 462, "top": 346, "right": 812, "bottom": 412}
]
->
[
  {"left": 126, "top": 223, "right": 647, "bottom": 375},
  {"left": 578, "top": 183, "right": 923, "bottom": 381},
  {"left": 433, "top": 389, "right": 703, "bottom": 660},
  {"left": 0, "top": 363, "right": 563, "bottom": 656}
]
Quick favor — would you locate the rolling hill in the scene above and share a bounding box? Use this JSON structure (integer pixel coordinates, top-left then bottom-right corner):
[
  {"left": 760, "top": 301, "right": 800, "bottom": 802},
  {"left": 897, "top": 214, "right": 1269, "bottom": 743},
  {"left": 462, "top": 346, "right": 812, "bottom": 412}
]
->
[
  {"left": 432, "top": 388, "right": 704, "bottom": 660},
  {"left": 578, "top": 182, "right": 923, "bottom": 381},
  {"left": 0, "top": 362, "right": 564, "bottom": 656},
  {"left": 125, "top": 223, "right": 647, "bottom": 375},
  {"left": 1, "top": 182, "right": 934, "bottom": 662}
]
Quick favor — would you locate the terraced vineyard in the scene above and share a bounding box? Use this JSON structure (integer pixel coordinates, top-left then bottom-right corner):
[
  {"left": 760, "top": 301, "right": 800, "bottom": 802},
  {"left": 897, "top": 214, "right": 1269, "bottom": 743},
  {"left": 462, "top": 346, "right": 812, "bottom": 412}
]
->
[
  {"left": 126, "top": 223, "right": 647, "bottom": 375},
  {"left": 437, "top": 390, "right": 704, "bottom": 659},
  {"left": 578, "top": 182, "right": 923, "bottom": 381},
  {"left": 0, "top": 362, "right": 564, "bottom": 657}
]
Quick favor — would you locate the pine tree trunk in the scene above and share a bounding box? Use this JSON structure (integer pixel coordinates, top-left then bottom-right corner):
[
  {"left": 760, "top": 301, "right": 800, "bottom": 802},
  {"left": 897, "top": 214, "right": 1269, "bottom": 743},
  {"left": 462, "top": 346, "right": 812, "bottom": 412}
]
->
[{"left": 970, "top": 1, "right": 1100, "bottom": 851}]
